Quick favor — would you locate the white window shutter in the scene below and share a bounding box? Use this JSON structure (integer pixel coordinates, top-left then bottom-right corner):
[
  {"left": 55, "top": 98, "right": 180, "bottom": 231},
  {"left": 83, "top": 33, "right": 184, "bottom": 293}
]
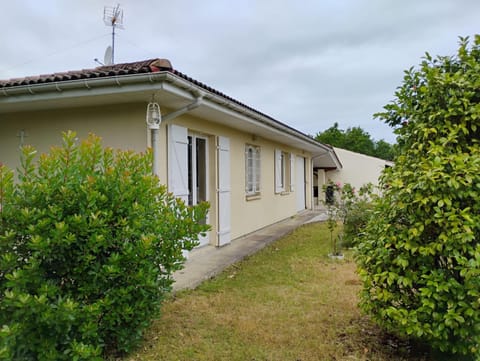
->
[
  {"left": 275, "top": 149, "right": 282, "bottom": 193},
  {"left": 217, "top": 136, "right": 231, "bottom": 246},
  {"left": 168, "top": 124, "right": 189, "bottom": 203},
  {"left": 290, "top": 153, "right": 295, "bottom": 192}
]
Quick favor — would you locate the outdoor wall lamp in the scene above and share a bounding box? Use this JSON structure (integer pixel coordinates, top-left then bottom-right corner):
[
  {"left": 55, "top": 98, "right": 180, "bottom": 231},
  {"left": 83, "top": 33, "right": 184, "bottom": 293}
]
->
[
  {"left": 146, "top": 101, "right": 162, "bottom": 130},
  {"left": 146, "top": 100, "right": 162, "bottom": 176}
]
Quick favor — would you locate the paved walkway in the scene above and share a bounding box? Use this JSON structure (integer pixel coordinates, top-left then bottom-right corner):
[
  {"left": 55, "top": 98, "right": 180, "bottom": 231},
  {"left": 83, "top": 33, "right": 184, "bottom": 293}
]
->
[{"left": 172, "top": 209, "right": 328, "bottom": 292}]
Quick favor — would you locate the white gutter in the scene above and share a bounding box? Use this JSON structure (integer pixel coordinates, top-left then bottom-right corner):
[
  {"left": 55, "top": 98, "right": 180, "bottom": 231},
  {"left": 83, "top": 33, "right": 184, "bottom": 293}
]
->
[{"left": 0, "top": 71, "right": 332, "bottom": 156}]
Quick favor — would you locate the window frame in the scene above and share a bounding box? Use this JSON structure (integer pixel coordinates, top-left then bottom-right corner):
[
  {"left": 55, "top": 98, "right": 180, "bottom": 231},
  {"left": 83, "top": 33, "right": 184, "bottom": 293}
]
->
[
  {"left": 275, "top": 149, "right": 294, "bottom": 194},
  {"left": 245, "top": 144, "right": 261, "bottom": 197}
]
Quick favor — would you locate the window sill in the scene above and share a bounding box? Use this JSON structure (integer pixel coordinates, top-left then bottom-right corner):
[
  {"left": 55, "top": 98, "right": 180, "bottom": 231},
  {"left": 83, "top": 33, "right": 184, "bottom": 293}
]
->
[
  {"left": 246, "top": 194, "right": 261, "bottom": 201},
  {"left": 275, "top": 191, "right": 291, "bottom": 196}
]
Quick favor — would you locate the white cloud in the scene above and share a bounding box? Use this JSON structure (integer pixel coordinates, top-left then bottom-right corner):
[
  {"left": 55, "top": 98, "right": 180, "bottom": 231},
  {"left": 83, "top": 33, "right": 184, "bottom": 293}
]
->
[{"left": 2, "top": 0, "right": 480, "bottom": 143}]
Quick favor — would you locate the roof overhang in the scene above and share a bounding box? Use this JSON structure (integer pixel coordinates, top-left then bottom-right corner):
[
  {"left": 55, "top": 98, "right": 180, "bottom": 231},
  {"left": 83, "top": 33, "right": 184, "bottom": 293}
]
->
[{"left": 0, "top": 71, "right": 340, "bottom": 168}]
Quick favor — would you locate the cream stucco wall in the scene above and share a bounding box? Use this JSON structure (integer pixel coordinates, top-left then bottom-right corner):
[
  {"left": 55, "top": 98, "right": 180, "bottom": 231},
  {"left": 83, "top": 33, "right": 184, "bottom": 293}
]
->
[
  {"left": 0, "top": 104, "right": 313, "bottom": 245},
  {"left": 325, "top": 147, "right": 390, "bottom": 192},
  {"left": 164, "top": 113, "right": 312, "bottom": 241},
  {"left": 0, "top": 104, "right": 147, "bottom": 171}
]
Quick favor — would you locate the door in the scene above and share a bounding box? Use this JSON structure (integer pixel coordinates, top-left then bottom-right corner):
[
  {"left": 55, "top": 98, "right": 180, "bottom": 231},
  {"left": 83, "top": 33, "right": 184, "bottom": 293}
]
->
[
  {"left": 188, "top": 134, "right": 209, "bottom": 247},
  {"left": 296, "top": 156, "right": 306, "bottom": 212}
]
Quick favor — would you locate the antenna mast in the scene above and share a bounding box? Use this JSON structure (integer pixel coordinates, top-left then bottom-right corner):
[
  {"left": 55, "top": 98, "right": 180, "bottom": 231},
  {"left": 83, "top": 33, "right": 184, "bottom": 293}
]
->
[{"left": 103, "top": 4, "right": 124, "bottom": 64}]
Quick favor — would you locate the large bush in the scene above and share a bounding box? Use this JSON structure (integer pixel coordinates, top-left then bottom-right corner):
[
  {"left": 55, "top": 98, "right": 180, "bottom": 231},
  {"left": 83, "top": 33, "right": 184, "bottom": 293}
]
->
[
  {"left": 0, "top": 132, "right": 209, "bottom": 360},
  {"left": 356, "top": 36, "right": 480, "bottom": 357}
]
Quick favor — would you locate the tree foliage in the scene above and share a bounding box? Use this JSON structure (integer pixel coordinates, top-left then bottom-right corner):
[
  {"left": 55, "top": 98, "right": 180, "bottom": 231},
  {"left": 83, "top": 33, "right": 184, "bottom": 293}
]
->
[
  {"left": 356, "top": 36, "right": 480, "bottom": 357},
  {"left": 315, "top": 123, "right": 395, "bottom": 160},
  {"left": 0, "top": 132, "right": 209, "bottom": 360}
]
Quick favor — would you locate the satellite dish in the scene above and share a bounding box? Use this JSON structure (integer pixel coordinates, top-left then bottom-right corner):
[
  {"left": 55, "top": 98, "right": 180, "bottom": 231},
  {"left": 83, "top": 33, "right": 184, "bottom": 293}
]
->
[{"left": 104, "top": 46, "right": 113, "bottom": 66}]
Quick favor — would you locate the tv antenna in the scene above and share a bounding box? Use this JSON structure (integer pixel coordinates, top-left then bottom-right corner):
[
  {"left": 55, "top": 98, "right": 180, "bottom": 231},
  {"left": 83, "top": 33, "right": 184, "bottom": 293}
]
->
[{"left": 103, "top": 4, "right": 124, "bottom": 65}]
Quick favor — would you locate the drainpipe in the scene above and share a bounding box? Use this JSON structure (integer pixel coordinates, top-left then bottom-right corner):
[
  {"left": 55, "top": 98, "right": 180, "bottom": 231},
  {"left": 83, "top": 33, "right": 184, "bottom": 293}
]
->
[
  {"left": 162, "top": 94, "right": 204, "bottom": 122},
  {"left": 152, "top": 127, "right": 159, "bottom": 176}
]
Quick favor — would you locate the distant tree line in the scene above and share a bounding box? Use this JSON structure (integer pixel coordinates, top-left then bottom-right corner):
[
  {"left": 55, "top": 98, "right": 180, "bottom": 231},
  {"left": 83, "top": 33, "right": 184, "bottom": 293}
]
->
[{"left": 314, "top": 122, "right": 395, "bottom": 161}]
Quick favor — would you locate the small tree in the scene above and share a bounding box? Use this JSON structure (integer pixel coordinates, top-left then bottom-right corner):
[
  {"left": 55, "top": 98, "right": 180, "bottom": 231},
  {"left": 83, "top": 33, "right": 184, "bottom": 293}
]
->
[
  {"left": 322, "top": 182, "right": 343, "bottom": 257},
  {"left": 356, "top": 36, "right": 480, "bottom": 357},
  {"left": 0, "top": 132, "right": 209, "bottom": 359}
]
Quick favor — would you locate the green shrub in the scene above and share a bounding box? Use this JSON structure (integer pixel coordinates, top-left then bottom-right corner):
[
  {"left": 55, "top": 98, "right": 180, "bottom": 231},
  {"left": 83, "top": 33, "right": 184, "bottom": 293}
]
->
[
  {"left": 342, "top": 199, "right": 374, "bottom": 248},
  {"left": 356, "top": 36, "right": 480, "bottom": 358},
  {"left": 342, "top": 183, "right": 376, "bottom": 248},
  {"left": 322, "top": 182, "right": 376, "bottom": 252},
  {"left": 0, "top": 132, "right": 209, "bottom": 360}
]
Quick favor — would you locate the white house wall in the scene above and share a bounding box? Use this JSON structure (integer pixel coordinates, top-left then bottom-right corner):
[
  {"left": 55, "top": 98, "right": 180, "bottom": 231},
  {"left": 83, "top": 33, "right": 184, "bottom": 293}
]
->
[{"left": 326, "top": 147, "right": 390, "bottom": 192}]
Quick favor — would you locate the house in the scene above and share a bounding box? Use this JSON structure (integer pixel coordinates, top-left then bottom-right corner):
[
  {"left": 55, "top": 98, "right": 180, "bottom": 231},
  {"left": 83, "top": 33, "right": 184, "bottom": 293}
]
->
[{"left": 0, "top": 58, "right": 341, "bottom": 247}]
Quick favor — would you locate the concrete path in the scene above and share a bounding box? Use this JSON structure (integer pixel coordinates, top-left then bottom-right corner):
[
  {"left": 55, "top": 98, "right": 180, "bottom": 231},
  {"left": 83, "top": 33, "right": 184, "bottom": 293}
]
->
[{"left": 172, "top": 209, "right": 327, "bottom": 292}]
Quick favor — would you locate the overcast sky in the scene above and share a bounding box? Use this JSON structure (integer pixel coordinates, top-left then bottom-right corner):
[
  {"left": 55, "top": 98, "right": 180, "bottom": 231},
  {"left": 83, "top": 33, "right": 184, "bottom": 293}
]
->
[{"left": 1, "top": 1, "right": 479, "bottom": 143}]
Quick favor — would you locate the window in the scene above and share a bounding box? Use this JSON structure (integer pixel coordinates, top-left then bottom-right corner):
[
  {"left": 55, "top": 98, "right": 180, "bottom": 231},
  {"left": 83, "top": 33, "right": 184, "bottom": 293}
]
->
[
  {"left": 245, "top": 144, "right": 261, "bottom": 196},
  {"left": 275, "top": 149, "right": 294, "bottom": 194}
]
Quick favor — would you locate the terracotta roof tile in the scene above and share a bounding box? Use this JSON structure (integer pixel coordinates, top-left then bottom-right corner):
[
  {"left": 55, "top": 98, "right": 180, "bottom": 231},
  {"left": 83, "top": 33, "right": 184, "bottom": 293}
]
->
[
  {"left": 0, "top": 58, "right": 260, "bottom": 116},
  {"left": 0, "top": 58, "right": 173, "bottom": 88}
]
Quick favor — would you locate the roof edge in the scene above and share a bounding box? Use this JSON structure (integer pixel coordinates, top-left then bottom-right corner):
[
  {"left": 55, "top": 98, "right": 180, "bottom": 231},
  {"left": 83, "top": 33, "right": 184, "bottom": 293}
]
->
[{"left": 0, "top": 59, "right": 334, "bottom": 156}]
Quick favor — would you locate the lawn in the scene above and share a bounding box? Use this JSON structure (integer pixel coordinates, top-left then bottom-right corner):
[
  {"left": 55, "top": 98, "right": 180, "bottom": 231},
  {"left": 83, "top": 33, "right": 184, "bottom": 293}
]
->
[{"left": 124, "top": 222, "right": 434, "bottom": 361}]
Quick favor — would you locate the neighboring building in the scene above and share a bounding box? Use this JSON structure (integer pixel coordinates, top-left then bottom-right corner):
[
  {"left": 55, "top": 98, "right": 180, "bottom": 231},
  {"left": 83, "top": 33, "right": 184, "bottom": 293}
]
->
[
  {"left": 313, "top": 146, "right": 392, "bottom": 204},
  {"left": 0, "top": 58, "right": 341, "bottom": 247}
]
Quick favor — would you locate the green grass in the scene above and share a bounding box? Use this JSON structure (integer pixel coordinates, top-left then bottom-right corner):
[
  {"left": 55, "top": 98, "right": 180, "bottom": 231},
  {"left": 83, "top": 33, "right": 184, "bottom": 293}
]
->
[{"left": 123, "top": 222, "right": 434, "bottom": 361}]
